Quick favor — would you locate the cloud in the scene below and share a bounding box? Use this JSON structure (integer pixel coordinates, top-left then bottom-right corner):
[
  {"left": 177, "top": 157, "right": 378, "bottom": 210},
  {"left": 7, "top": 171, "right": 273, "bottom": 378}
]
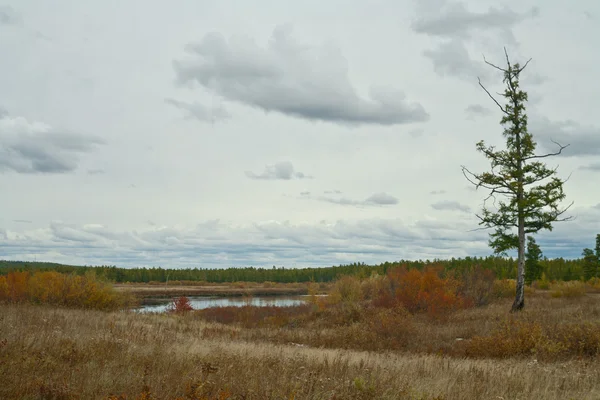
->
[
  {"left": 87, "top": 169, "right": 105, "bottom": 175},
  {"left": 532, "top": 117, "right": 600, "bottom": 157},
  {"left": 365, "top": 192, "right": 399, "bottom": 205},
  {"left": 430, "top": 190, "right": 447, "bottom": 195},
  {"left": 245, "top": 161, "right": 311, "bottom": 180},
  {"left": 423, "top": 39, "right": 490, "bottom": 81},
  {"left": 0, "top": 5, "right": 20, "bottom": 25},
  {"left": 0, "top": 217, "right": 493, "bottom": 268},
  {"left": 414, "top": 3, "right": 538, "bottom": 82},
  {"left": 465, "top": 104, "right": 492, "bottom": 119},
  {"left": 316, "top": 192, "right": 398, "bottom": 207},
  {"left": 324, "top": 190, "right": 342, "bottom": 195},
  {"left": 165, "top": 97, "right": 230, "bottom": 123},
  {"left": 173, "top": 25, "right": 429, "bottom": 126},
  {"left": 579, "top": 163, "right": 600, "bottom": 172},
  {"left": 431, "top": 200, "right": 471, "bottom": 213},
  {"left": 412, "top": 2, "right": 538, "bottom": 41},
  {"left": 0, "top": 111, "right": 105, "bottom": 174}
]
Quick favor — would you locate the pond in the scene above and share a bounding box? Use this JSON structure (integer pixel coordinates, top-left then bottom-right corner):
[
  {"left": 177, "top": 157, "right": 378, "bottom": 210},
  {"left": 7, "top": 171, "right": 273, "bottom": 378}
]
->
[{"left": 135, "top": 295, "right": 310, "bottom": 313}]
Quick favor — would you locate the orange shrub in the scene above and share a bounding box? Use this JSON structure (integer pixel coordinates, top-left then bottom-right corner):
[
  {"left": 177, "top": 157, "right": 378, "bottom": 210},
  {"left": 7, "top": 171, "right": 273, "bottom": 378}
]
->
[{"left": 374, "top": 266, "right": 468, "bottom": 318}]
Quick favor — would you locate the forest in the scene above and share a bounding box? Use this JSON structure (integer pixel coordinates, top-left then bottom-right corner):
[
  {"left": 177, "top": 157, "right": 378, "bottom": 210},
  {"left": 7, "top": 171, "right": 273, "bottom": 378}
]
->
[{"left": 0, "top": 250, "right": 597, "bottom": 284}]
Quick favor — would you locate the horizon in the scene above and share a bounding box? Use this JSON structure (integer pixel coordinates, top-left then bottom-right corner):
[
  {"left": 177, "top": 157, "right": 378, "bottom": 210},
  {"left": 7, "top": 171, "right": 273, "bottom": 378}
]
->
[{"left": 1, "top": 0, "right": 599, "bottom": 268}]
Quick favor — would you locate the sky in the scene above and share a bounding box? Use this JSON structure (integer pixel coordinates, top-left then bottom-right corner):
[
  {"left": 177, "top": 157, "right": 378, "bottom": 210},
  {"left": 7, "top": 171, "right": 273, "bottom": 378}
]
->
[{"left": 1, "top": 0, "right": 599, "bottom": 269}]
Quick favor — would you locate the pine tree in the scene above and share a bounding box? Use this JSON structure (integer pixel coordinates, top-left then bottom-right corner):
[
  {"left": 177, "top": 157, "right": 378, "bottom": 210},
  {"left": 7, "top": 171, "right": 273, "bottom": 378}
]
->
[
  {"left": 582, "top": 248, "right": 598, "bottom": 281},
  {"left": 462, "top": 49, "right": 572, "bottom": 312},
  {"left": 525, "top": 236, "right": 543, "bottom": 285}
]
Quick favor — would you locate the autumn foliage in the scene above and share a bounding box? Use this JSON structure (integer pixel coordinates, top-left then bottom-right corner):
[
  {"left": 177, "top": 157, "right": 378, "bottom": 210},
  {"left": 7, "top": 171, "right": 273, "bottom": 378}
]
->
[
  {"left": 166, "top": 296, "right": 194, "bottom": 314},
  {"left": 0, "top": 270, "right": 133, "bottom": 310},
  {"left": 370, "top": 265, "right": 472, "bottom": 317}
]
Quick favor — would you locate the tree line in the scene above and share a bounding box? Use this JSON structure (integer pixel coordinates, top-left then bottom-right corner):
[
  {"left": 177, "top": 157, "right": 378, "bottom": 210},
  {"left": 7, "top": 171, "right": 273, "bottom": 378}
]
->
[{"left": 0, "top": 251, "right": 597, "bottom": 284}]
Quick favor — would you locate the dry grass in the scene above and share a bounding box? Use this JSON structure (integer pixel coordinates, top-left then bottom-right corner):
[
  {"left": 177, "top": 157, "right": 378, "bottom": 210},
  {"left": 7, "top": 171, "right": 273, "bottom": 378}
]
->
[
  {"left": 2, "top": 296, "right": 600, "bottom": 399},
  {"left": 114, "top": 282, "right": 316, "bottom": 299}
]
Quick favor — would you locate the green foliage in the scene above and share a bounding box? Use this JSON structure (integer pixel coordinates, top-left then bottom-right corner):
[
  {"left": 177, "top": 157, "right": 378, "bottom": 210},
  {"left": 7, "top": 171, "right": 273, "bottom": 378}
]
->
[
  {"left": 1, "top": 255, "right": 596, "bottom": 285},
  {"left": 582, "top": 248, "right": 598, "bottom": 281},
  {"left": 525, "top": 236, "right": 543, "bottom": 285}
]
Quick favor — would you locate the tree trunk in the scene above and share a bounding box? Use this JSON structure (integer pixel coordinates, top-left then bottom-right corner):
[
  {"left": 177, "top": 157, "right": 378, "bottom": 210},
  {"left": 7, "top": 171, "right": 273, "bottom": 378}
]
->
[{"left": 512, "top": 222, "right": 526, "bottom": 312}]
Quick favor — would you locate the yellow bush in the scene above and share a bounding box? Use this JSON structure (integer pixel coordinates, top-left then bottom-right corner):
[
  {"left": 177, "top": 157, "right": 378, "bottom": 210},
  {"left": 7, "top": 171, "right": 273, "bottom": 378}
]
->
[
  {"left": 550, "top": 281, "right": 587, "bottom": 298},
  {"left": 0, "top": 270, "right": 133, "bottom": 310},
  {"left": 328, "top": 275, "right": 362, "bottom": 305},
  {"left": 492, "top": 279, "right": 516, "bottom": 298}
]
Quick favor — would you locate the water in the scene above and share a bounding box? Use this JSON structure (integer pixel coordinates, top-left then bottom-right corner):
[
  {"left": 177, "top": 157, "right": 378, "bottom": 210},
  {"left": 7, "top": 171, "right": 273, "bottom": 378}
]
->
[{"left": 136, "top": 295, "right": 309, "bottom": 313}]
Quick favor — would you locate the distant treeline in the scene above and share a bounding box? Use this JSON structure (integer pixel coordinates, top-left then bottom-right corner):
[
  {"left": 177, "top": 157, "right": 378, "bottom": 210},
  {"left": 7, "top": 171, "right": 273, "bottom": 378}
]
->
[{"left": 0, "top": 256, "right": 590, "bottom": 283}]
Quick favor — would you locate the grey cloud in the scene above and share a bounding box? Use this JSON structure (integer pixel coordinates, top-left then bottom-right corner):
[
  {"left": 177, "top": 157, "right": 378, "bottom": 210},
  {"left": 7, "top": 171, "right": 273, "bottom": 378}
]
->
[
  {"left": 579, "top": 163, "right": 600, "bottom": 172},
  {"left": 165, "top": 97, "right": 230, "bottom": 123},
  {"left": 409, "top": 128, "right": 424, "bottom": 138},
  {"left": 365, "top": 192, "right": 399, "bottom": 205},
  {"left": 423, "top": 39, "right": 490, "bottom": 81},
  {"left": 0, "top": 113, "right": 105, "bottom": 174},
  {"left": 87, "top": 169, "right": 105, "bottom": 175},
  {"left": 465, "top": 104, "right": 492, "bottom": 119},
  {"left": 300, "top": 191, "right": 310, "bottom": 196},
  {"left": 173, "top": 25, "right": 429, "bottom": 126},
  {"left": 0, "top": 5, "right": 20, "bottom": 25},
  {"left": 13, "top": 219, "right": 32, "bottom": 224},
  {"left": 430, "top": 190, "right": 446, "bottom": 195},
  {"left": 317, "top": 192, "right": 398, "bottom": 207},
  {"left": 532, "top": 117, "right": 600, "bottom": 157},
  {"left": 412, "top": 3, "right": 537, "bottom": 41},
  {"left": 324, "top": 190, "right": 342, "bottom": 194},
  {"left": 246, "top": 161, "right": 311, "bottom": 180},
  {"left": 431, "top": 200, "right": 471, "bottom": 213}
]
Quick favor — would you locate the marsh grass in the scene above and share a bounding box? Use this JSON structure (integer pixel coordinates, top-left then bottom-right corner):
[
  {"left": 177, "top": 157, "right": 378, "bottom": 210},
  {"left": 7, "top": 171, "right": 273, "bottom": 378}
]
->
[{"left": 2, "top": 294, "right": 600, "bottom": 399}]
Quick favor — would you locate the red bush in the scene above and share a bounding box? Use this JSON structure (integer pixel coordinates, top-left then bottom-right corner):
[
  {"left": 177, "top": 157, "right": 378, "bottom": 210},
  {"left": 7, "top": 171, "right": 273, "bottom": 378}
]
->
[{"left": 167, "top": 296, "right": 194, "bottom": 314}]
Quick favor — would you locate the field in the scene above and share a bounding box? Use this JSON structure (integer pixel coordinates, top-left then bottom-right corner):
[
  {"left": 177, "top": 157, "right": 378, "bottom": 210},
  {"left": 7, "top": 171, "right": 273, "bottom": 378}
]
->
[{"left": 1, "top": 268, "right": 600, "bottom": 399}]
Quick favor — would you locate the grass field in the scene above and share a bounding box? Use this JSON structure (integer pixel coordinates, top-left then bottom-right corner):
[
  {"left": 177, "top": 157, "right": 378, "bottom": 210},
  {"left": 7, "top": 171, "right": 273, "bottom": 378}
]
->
[{"left": 1, "top": 291, "right": 600, "bottom": 399}]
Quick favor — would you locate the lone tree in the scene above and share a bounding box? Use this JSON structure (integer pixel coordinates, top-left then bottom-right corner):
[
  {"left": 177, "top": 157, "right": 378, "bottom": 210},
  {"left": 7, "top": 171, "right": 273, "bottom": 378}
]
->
[{"left": 462, "top": 49, "right": 573, "bottom": 312}]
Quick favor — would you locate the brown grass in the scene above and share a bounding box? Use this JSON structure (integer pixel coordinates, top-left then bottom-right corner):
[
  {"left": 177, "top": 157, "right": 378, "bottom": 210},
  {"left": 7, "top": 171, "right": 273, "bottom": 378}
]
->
[
  {"left": 2, "top": 294, "right": 600, "bottom": 399},
  {"left": 114, "top": 282, "right": 313, "bottom": 299}
]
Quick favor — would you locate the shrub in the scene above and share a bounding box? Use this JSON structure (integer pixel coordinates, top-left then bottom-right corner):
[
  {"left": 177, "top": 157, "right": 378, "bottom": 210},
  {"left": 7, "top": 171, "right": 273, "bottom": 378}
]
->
[
  {"left": 167, "top": 296, "right": 194, "bottom": 314},
  {"left": 550, "top": 281, "right": 587, "bottom": 298},
  {"left": 492, "top": 279, "right": 516, "bottom": 298},
  {"left": 533, "top": 273, "right": 551, "bottom": 290},
  {"left": 465, "top": 319, "right": 562, "bottom": 359},
  {"left": 328, "top": 275, "right": 362, "bottom": 305},
  {"left": 0, "top": 270, "right": 133, "bottom": 311},
  {"left": 455, "top": 266, "right": 496, "bottom": 306},
  {"left": 374, "top": 266, "right": 468, "bottom": 318},
  {"left": 465, "top": 319, "right": 600, "bottom": 360}
]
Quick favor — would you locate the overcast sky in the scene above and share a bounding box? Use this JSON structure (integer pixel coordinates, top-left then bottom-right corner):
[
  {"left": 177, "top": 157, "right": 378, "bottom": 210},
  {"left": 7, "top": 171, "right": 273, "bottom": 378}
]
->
[{"left": 1, "top": 0, "right": 599, "bottom": 269}]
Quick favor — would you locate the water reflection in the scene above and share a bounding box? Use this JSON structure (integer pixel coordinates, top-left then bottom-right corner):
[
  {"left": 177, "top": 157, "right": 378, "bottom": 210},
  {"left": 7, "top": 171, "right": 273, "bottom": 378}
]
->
[{"left": 136, "top": 295, "right": 308, "bottom": 313}]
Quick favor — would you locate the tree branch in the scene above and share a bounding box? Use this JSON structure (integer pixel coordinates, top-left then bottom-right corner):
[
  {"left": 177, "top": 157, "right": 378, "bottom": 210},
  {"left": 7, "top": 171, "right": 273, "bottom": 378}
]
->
[
  {"left": 524, "top": 140, "right": 570, "bottom": 160},
  {"left": 478, "top": 77, "right": 508, "bottom": 114}
]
